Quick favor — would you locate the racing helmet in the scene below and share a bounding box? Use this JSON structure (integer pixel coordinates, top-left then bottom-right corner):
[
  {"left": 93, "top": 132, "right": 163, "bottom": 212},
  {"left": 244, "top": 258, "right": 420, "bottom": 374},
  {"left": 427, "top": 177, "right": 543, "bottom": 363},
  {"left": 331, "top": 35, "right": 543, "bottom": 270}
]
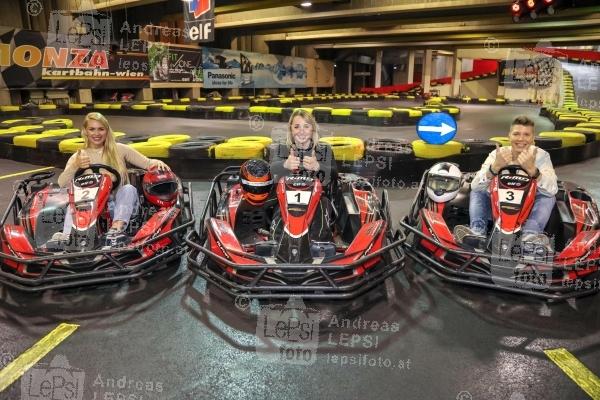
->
[
  {"left": 240, "top": 159, "right": 273, "bottom": 205},
  {"left": 426, "top": 162, "right": 462, "bottom": 203},
  {"left": 143, "top": 167, "right": 180, "bottom": 207}
]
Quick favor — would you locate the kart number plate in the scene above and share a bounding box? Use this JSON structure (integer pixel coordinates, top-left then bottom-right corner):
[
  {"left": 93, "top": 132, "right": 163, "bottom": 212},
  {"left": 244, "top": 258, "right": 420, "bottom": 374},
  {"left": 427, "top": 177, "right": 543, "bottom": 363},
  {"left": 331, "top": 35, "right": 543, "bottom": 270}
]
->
[
  {"left": 498, "top": 189, "right": 523, "bottom": 205},
  {"left": 74, "top": 186, "right": 99, "bottom": 203},
  {"left": 286, "top": 190, "right": 311, "bottom": 205}
]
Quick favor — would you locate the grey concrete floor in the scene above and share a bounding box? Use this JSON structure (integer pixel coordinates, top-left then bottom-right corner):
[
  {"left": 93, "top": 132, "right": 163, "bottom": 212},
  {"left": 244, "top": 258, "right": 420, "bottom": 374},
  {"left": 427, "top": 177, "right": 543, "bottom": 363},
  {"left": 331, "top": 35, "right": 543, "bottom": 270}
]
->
[{"left": 0, "top": 98, "right": 598, "bottom": 400}]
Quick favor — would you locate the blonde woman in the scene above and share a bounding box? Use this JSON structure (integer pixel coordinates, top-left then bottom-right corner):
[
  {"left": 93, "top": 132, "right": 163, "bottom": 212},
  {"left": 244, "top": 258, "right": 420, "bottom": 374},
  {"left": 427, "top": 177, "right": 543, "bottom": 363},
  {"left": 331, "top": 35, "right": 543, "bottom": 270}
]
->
[
  {"left": 56, "top": 112, "right": 169, "bottom": 245},
  {"left": 271, "top": 109, "right": 336, "bottom": 187}
]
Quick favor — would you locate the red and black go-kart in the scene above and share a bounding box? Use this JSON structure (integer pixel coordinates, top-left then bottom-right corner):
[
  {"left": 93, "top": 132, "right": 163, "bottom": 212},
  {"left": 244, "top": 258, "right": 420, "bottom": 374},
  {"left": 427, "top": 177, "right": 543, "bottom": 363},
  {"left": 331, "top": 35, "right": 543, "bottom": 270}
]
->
[
  {"left": 186, "top": 165, "right": 405, "bottom": 299},
  {"left": 401, "top": 164, "right": 600, "bottom": 300},
  {"left": 0, "top": 164, "right": 194, "bottom": 292}
]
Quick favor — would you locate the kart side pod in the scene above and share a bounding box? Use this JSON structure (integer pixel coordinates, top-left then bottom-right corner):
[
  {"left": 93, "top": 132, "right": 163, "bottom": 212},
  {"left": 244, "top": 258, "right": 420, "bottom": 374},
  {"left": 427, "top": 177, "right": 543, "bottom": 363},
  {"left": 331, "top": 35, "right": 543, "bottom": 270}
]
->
[
  {"left": 333, "top": 219, "right": 387, "bottom": 274},
  {"left": 1, "top": 225, "right": 35, "bottom": 273}
]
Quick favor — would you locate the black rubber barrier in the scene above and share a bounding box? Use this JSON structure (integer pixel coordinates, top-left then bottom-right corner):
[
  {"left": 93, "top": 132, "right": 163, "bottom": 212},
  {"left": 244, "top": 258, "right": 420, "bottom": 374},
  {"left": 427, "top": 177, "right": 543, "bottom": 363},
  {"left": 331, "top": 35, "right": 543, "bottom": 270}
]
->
[{"left": 1, "top": 141, "right": 598, "bottom": 183}]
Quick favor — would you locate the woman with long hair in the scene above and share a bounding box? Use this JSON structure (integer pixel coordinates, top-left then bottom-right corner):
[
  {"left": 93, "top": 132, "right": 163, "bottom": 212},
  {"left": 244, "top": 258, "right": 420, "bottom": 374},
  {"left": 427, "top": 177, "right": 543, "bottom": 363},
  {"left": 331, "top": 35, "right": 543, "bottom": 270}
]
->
[{"left": 57, "top": 112, "right": 170, "bottom": 245}]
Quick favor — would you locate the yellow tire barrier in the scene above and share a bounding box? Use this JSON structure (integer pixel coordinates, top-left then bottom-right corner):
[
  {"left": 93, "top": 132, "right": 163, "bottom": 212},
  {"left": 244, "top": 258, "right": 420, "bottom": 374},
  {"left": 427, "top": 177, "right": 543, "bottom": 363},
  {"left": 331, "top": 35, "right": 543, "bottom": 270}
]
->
[
  {"left": 367, "top": 110, "right": 393, "bottom": 118},
  {"left": 215, "top": 106, "right": 235, "bottom": 113},
  {"left": 331, "top": 109, "right": 352, "bottom": 117},
  {"left": 162, "top": 104, "right": 188, "bottom": 111},
  {"left": 576, "top": 123, "right": 600, "bottom": 129},
  {"left": 412, "top": 140, "right": 463, "bottom": 159},
  {"left": 14, "top": 128, "right": 79, "bottom": 148},
  {"left": 128, "top": 140, "right": 172, "bottom": 158},
  {"left": 180, "top": 98, "right": 190, "bottom": 102},
  {"left": 389, "top": 108, "right": 422, "bottom": 118},
  {"left": 443, "top": 107, "right": 460, "bottom": 115},
  {"left": 313, "top": 107, "right": 333, "bottom": 111},
  {"left": 558, "top": 116, "right": 588, "bottom": 122},
  {"left": 249, "top": 106, "right": 268, "bottom": 113},
  {"left": 265, "top": 107, "right": 283, "bottom": 114},
  {"left": 43, "top": 119, "right": 74, "bottom": 128},
  {"left": 385, "top": 95, "right": 400, "bottom": 99},
  {"left": 39, "top": 104, "right": 57, "bottom": 110},
  {"left": 213, "top": 142, "right": 265, "bottom": 159},
  {"left": 59, "top": 132, "right": 125, "bottom": 153},
  {"left": 0, "top": 106, "right": 20, "bottom": 112},
  {"left": 161, "top": 99, "right": 173, "bottom": 103},
  {"left": 148, "top": 134, "right": 191, "bottom": 145},
  {"left": 564, "top": 127, "right": 600, "bottom": 141},
  {"left": 228, "top": 96, "right": 243, "bottom": 100},
  {"left": 93, "top": 104, "right": 111, "bottom": 110},
  {"left": 131, "top": 104, "right": 148, "bottom": 111},
  {"left": 109, "top": 104, "right": 122, "bottom": 110},
  {"left": 319, "top": 136, "right": 364, "bottom": 161},
  {"left": 539, "top": 131, "right": 586, "bottom": 147},
  {"left": 9, "top": 125, "right": 44, "bottom": 133},
  {"left": 489, "top": 137, "right": 511, "bottom": 146},
  {"left": 227, "top": 136, "right": 273, "bottom": 146},
  {"left": 68, "top": 103, "right": 86, "bottom": 109}
]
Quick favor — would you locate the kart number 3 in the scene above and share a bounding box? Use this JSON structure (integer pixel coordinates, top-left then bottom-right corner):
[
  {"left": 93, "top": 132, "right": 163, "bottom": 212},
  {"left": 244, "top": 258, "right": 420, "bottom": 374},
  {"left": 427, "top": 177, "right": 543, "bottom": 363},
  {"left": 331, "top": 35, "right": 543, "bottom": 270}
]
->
[
  {"left": 74, "top": 186, "right": 99, "bottom": 203},
  {"left": 286, "top": 190, "right": 311, "bottom": 205},
  {"left": 498, "top": 189, "right": 523, "bottom": 205}
]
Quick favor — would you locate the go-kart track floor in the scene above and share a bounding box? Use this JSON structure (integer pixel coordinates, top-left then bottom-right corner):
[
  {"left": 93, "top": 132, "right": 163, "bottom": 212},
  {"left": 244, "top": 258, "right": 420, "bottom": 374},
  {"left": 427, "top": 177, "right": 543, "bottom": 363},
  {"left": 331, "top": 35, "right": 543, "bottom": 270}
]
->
[{"left": 0, "top": 105, "right": 599, "bottom": 400}]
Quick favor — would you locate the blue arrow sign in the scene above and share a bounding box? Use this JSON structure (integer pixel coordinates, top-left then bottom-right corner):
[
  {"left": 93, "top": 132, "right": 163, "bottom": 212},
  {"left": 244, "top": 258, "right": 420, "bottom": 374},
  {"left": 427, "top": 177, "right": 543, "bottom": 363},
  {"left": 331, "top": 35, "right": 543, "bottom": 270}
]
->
[{"left": 416, "top": 113, "right": 457, "bottom": 145}]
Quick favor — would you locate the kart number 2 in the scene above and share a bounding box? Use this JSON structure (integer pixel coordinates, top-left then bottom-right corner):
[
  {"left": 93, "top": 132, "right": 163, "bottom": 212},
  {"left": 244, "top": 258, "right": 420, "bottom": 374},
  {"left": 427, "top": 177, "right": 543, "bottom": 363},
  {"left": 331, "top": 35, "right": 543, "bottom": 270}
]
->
[
  {"left": 498, "top": 189, "right": 523, "bottom": 205},
  {"left": 286, "top": 190, "right": 311, "bottom": 205},
  {"left": 74, "top": 186, "right": 99, "bottom": 203}
]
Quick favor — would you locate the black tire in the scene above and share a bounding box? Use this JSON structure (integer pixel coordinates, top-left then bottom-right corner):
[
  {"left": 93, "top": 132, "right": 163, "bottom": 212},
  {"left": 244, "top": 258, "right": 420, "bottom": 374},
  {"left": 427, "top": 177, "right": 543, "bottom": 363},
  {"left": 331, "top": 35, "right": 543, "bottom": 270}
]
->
[
  {"left": 37, "top": 133, "right": 81, "bottom": 151},
  {"left": 117, "top": 134, "right": 152, "bottom": 144},
  {"left": 366, "top": 137, "right": 410, "bottom": 146},
  {"left": 459, "top": 139, "right": 498, "bottom": 154},
  {"left": 534, "top": 137, "right": 562, "bottom": 150},
  {"left": 168, "top": 141, "right": 214, "bottom": 159},
  {"left": 196, "top": 135, "right": 226, "bottom": 144},
  {"left": 0, "top": 134, "right": 21, "bottom": 144},
  {"left": 365, "top": 142, "right": 414, "bottom": 160}
]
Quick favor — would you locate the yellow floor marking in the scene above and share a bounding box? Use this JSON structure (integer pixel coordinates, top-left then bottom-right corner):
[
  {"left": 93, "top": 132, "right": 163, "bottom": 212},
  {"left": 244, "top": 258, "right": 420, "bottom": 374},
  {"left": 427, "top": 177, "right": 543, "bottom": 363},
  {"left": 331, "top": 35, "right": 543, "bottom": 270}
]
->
[
  {"left": 0, "top": 323, "right": 79, "bottom": 393},
  {"left": 545, "top": 348, "right": 600, "bottom": 399},
  {"left": 0, "top": 166, "right": 54, "bottom": 181}
]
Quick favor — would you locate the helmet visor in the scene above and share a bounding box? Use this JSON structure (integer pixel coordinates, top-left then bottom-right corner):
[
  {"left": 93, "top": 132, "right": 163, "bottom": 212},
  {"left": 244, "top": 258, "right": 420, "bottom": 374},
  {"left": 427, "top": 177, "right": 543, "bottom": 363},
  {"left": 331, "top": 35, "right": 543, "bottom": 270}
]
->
[{"left": 427, "top": 176, "right": 460, "bottom": 193}]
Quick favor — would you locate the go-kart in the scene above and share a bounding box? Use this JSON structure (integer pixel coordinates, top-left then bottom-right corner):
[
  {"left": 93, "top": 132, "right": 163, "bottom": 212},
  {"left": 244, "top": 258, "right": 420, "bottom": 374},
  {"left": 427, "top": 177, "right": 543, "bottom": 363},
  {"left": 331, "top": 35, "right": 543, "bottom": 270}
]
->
[
  {"left": 400, "top": 165, "right": 600, "bottom": 300},
  {"left": 186, "top": 166, "right": 405, "bottom": 299},
  {"left": 0, "top": 164, "right": 194, "bottom": 292}
]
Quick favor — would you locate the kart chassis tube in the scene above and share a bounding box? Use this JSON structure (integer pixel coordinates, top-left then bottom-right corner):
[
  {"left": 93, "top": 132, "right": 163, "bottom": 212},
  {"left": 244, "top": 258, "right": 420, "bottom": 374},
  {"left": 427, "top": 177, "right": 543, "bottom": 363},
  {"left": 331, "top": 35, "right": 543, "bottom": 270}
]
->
[
  {"left": 185, "top": 166, "right": 407, "bottom": 298},
  {"left": 0, "top": 182, "right": 195, "bottom": 291},
  {"left": 400, "top": 218, "right": 600, "bottom": 300}
]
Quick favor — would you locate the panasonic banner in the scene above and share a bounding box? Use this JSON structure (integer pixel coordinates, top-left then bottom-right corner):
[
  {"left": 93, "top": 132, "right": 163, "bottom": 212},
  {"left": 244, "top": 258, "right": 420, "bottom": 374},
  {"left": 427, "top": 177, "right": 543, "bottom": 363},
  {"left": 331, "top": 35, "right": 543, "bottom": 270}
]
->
[{"left": 183, "top": 0, "right": 215, "bottom": 43}]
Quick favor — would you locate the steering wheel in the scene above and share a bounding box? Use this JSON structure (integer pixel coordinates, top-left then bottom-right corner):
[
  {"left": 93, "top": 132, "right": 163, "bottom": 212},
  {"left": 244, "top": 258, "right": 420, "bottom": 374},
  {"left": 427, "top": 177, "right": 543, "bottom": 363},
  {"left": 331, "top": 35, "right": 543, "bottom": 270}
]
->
[
  {"left": 74, "top": 163, "right": 121, "bottom": 189},
  {"left": 497, "top": 164, "right": 531, "bottom": 178}
]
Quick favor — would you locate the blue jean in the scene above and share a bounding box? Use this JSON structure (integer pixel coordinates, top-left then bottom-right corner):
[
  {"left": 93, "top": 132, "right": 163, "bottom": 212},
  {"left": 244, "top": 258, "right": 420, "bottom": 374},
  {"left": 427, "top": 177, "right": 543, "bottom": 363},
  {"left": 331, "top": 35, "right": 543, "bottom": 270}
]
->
[
  {"left": 469, "top": 189, "right": 556, "bottom": 235},
  {"left": 63, "top": 184, "right": 139, "bottom": 234}
]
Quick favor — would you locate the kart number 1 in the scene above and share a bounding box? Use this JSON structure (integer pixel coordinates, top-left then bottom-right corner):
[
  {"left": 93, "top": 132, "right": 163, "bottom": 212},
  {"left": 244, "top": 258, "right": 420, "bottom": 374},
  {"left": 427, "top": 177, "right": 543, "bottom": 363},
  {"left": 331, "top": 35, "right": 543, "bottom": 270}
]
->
[
  {"left": 74, "top": 186, "right": 99, "bottom": 203},
  {"left": 286, "top": 190, "right": 311, "bottom": 205},
  {"left": 498, "top": 188, "right": 523, "bottom": 205}
]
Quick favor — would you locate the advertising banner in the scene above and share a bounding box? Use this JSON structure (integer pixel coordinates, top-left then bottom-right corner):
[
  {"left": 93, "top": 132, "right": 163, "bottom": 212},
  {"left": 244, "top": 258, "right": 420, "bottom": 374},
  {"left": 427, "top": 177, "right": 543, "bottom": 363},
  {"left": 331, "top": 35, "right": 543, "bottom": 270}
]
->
[
  {"left": 0, "top": 26, "right": 149, "bottom": 89},
  {"left": 183, "top": 0, "right": 215, "bottom": 43},
  {"left": 499, "top": 58, "right": 556, "bottom": 89},
  {"left": 148, "top": 43, "right": 202, "bottom": 83},
  {"left": 202, "top": 48, "right": 307, "bottom": 88}
]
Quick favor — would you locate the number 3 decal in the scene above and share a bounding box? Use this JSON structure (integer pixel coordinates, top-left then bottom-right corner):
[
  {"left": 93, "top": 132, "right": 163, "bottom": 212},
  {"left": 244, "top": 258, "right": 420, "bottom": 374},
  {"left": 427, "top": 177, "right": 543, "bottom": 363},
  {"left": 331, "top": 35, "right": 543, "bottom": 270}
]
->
[{"left": 506, "top": 191, "right": 514, "bottom": 201}]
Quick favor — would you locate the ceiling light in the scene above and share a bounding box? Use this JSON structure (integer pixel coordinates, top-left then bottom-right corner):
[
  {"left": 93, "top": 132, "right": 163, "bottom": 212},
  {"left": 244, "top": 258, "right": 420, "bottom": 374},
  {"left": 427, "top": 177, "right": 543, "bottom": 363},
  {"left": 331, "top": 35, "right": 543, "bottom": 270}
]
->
[{"left": 300, "top": 2, "right": 312, "bottom": 7}]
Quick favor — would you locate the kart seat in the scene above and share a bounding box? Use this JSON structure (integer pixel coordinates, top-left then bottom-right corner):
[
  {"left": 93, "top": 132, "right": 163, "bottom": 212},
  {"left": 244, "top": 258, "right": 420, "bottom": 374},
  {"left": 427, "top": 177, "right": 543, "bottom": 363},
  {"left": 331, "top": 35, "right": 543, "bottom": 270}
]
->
[{"left": 233, "top": 197, "right": 276, "bottom": 245}]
